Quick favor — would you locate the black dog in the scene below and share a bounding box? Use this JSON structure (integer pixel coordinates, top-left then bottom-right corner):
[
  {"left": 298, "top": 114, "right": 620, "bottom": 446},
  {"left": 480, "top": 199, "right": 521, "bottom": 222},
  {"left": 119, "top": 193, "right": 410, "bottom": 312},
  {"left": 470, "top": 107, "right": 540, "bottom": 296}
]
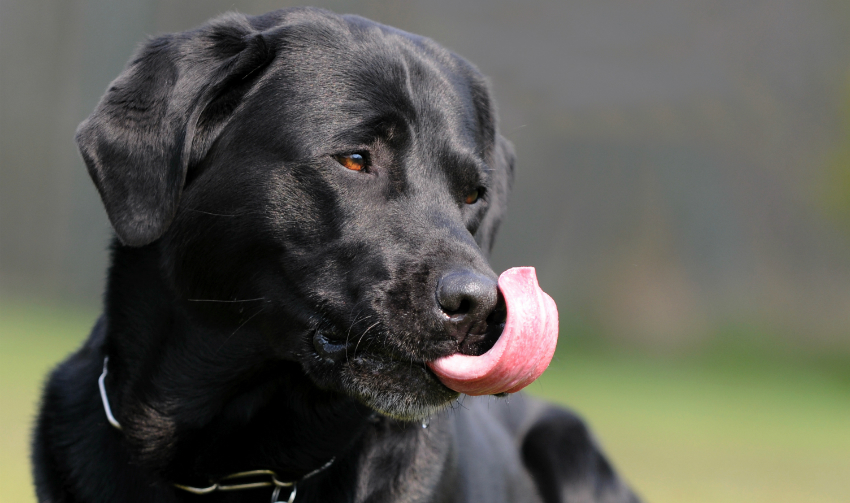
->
[{"left": 33, "top": 8, "right": 639, "bottom": 503}]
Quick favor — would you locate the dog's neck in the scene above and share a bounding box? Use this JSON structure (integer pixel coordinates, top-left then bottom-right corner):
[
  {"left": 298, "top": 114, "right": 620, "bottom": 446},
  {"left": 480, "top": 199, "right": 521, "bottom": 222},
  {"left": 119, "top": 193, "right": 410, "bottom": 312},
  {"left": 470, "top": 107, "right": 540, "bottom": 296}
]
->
[{"left": 101, "top": 242, "right": 376, "bottom": 487}]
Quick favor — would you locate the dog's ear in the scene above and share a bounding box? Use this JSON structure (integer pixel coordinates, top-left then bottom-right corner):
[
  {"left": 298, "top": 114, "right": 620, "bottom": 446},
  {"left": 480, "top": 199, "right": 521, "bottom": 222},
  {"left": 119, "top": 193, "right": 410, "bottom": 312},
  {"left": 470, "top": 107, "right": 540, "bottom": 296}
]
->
[
  {"left": 76, "top": 14, "right": 276, "bottom": 246},
  {"left": 476, "top": 135, "right": 516, "bottom": 255}
]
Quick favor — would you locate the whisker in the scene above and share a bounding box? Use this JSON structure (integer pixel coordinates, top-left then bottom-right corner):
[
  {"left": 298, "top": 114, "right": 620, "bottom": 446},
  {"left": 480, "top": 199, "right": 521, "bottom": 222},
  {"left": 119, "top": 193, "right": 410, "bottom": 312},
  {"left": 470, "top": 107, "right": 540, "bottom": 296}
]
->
[
  {"left": 184, "top": 208, "right": 243, "bottom": 217},
  {"left": 345, "top": 312, "right": 373, "bottom": 370},
  {"left": 354, "top": 321, "right": 381, "bottom": 357},
  {"left": 346, "top": 310, "right": 370, "bottom": 340},
  {"left": 187, "top": 297, "right": 266, "bottom": 303},
  {"left": 216, "top": 308, "right": 264, "bottom": 353}
]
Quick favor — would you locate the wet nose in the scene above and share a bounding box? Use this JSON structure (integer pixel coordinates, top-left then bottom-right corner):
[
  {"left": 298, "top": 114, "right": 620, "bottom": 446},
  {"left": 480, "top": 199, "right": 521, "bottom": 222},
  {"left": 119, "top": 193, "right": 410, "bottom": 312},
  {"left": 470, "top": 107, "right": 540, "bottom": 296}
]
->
[{"left": 436, "top": 270, "right": 499, "bottom": 337}]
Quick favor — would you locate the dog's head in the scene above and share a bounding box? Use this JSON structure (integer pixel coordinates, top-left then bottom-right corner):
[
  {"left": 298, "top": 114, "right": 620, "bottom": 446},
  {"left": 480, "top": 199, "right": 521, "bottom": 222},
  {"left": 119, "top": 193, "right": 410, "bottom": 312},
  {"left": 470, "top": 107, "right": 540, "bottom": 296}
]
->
[{"left": 78, "top": 8, "right": 515, "bottom": 419}]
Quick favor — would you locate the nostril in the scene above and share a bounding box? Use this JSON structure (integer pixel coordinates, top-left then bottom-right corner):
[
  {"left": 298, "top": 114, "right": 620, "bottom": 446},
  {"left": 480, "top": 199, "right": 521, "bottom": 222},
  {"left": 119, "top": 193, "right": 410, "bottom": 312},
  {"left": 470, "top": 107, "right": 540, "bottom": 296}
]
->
[
  {"left": 450, "top": 299, "right": 471, "bottom": 317},
  {"left": 436, "top": 270, "right": 498, "bottom": 322}
]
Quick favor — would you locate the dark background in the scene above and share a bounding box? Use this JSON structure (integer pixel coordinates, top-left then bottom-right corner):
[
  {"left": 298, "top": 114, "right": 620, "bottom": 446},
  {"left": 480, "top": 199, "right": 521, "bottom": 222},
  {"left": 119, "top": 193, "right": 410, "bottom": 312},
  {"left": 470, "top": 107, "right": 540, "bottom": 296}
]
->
[{"left": 3, "top": 0, "right": 850, "bottom": 356}]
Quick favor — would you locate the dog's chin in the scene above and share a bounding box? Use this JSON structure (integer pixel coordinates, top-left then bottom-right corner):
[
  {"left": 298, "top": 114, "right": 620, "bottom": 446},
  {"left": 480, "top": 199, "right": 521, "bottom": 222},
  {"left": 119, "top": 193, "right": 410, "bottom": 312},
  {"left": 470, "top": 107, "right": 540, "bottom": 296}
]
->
[
  {"left": 305, "top": 330, "right": 459, "bottom": 421},
  {"left": 345, "top": 359, "right": 460, "bottom": 421}
]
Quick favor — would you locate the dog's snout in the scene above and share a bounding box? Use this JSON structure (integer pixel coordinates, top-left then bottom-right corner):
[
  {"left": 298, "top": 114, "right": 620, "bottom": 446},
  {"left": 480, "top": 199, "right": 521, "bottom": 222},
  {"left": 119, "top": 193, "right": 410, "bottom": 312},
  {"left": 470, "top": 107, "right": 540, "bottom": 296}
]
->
[{"left": 437, "top": 270, "right": 498, "bottom": 335}]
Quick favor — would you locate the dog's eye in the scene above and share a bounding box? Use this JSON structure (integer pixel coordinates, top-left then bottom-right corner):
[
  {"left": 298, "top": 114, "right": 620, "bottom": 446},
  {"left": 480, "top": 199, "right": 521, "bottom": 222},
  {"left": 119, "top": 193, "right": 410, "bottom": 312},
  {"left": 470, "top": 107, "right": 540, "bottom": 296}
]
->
[
  {"left": 465, "top": 188, "right": 481, "bottom": 205},
  {"left": 334, "top": 153, "right": 367, "bottom": 171}
]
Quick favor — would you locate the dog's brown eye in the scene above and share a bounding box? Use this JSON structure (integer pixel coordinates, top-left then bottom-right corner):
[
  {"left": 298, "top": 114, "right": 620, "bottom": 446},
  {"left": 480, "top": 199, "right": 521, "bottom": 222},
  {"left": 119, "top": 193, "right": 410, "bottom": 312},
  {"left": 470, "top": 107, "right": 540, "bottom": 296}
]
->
[
  {"left": 465, "top": 189, "right": 480, "bottom": 205},
  {"left": 335, "top": 153, "right": 366, "bottom": 171}
]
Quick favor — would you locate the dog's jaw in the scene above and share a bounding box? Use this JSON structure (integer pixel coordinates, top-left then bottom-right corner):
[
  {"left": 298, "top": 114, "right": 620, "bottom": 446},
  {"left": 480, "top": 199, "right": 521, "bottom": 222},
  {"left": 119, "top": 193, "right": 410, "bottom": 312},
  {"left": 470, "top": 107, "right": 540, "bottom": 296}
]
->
[{"left": 304, "top": 326, "right": 460, "bottom": 420}]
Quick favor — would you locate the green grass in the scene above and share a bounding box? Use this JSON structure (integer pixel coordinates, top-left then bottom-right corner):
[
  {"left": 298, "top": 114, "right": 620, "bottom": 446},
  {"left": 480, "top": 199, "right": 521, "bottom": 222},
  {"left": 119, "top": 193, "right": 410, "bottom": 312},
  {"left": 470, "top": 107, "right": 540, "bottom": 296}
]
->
[
  {"left": 2, "top": 300, "right": 849, "bottom": 503},
  {"left": 0, "top": 299, "right": 98, "bottom": 503},
  {"left": 526, "top": 347, "right": 850, "bottom": 502}
]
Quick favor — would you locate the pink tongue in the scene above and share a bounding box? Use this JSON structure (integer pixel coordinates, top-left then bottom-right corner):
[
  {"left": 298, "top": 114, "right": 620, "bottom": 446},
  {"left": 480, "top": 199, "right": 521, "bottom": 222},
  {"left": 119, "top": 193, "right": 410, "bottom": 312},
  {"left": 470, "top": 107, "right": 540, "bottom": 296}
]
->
[{"left": 426, "top": 267, "right": 559, "bottom": 396}]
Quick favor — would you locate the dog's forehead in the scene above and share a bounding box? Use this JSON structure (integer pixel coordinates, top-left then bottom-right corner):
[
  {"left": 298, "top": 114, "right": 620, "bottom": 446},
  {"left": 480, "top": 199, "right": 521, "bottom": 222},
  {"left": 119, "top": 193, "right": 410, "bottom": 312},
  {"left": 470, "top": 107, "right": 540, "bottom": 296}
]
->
[{"left": 253, "top": 18, "right": 487, "bottom": 153}]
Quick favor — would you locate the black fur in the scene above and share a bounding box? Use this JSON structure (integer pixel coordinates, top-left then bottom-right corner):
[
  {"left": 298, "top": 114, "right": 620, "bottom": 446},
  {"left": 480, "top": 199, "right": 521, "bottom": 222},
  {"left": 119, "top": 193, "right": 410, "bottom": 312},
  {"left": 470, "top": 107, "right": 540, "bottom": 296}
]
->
[{"left": 33, "top": 8, "right": 640, "bottom": 503}]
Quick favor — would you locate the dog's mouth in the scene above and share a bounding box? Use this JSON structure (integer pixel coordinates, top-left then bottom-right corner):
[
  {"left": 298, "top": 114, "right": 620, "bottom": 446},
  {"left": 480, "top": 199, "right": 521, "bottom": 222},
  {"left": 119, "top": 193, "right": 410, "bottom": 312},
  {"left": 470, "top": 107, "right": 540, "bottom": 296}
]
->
[
  {"left": 304, "top": 268, "right": 559, "bottom": 420},
  {"left": 306, "top": 324, "right": 459, "bottom": 420},
  {"left": 310, "top": 326, "right": 445, "bottom": 371},
  {"left": 312, "top": 329, "right": 349, "bottom": 360}
]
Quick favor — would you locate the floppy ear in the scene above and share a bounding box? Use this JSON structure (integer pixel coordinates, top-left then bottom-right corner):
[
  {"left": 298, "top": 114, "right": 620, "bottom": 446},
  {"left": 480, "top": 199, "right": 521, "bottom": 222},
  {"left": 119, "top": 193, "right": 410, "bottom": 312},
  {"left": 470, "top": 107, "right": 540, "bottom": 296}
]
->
[
  {"left": 476, "top": 134, "right": 516, "bottom": 255},
  {"left": 76, "top": 14, "right": 276, "bottom": 246}
]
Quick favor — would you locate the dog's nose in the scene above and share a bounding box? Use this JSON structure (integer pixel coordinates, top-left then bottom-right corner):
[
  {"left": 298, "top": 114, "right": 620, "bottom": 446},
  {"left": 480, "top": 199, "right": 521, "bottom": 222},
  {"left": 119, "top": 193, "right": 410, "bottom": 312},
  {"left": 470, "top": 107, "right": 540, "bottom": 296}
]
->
[{"left": 436, "top": 270, "right": 499, "bottom": 340}]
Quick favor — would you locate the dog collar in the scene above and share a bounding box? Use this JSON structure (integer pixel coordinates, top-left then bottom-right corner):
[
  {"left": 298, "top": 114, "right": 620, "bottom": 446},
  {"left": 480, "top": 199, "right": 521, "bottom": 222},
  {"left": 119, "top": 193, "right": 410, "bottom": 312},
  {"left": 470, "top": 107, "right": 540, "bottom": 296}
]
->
[{"left": 98, "top": 357, "right": 334, "bottom": 503}]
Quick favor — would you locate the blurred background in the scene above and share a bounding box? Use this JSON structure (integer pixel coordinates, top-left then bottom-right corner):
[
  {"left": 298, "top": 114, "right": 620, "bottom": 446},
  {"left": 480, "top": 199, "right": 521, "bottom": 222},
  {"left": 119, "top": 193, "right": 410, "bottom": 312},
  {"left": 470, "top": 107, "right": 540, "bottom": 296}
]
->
[{"left": 2, "top": 0, "right": 849, "bottom": 502}]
